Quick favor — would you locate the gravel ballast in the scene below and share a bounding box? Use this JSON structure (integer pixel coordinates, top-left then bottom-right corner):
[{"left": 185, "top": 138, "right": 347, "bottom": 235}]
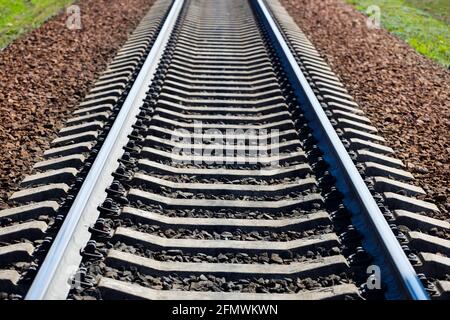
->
[
  {"left": 281, "top": 0, "right": 449, "bottom": 216},
  {"left": 0, "top": 0, "right": 155, "bottom": 209},
  {"left": 1, "top": 0, "right": 448, "bottom": 218}
]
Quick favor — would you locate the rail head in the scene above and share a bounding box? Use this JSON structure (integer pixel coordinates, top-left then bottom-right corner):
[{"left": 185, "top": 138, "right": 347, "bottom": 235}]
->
[
  {"left": 253, "top": 0, "right": 428, "bottom": 300},
  {"left": 25, "top": 0, "right": 185, "bottom": 300}
]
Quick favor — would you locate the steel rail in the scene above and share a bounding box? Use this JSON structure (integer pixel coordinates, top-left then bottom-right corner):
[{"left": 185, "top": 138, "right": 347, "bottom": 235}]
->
[
  {"left": 25, "top": 0, "right": 185, "bottom": 300},
  {"left": 253, "top": 0, "right": 429, "bottom": 300}
]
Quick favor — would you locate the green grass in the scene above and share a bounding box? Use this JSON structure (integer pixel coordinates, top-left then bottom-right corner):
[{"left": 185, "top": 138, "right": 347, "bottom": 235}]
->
[
  {"left": 405, "top": 0, "right": 449, "bottom": 24},
  {"left": 346, "top": 0, "right": 450, "bottom": 67},
  {"left": 0, "top": 0, "right": 74, "bottom": 49}
]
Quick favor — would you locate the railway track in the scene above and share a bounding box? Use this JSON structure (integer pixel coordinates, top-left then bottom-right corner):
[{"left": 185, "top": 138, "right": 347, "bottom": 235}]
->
[{"left": 0, "top": 0, "right": 449, "bottom": 300}]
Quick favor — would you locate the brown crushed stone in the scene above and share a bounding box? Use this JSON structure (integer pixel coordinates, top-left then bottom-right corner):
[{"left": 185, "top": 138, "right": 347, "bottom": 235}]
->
[
  {"left": 0, "top": 0, "right": 155, "bottom": 209},
  {"left": 281, "top": 0, "right": 450, "bottom": 217},
  {"left": 1, "top": 0, "right": 448, "bottom": 219}
]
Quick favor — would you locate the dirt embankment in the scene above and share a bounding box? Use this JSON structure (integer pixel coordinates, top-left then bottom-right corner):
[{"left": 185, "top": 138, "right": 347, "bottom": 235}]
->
[
  {"left": 282, "top": 0, "right": 450, "bottom": 216},
  {"left": 0, "top": 0, "right": 156, "bottom": 209}
]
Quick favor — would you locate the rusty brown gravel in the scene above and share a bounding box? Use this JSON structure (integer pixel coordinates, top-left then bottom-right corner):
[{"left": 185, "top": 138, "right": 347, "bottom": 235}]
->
[
  {"left": 281, "top": 0, "right": 450, "bottom": 217},
  {"left": 0, "top": 0, "right": 155, "bottom": 209},
  {"left": 0, "top": 0, "right": 448, "bottom": 219}
]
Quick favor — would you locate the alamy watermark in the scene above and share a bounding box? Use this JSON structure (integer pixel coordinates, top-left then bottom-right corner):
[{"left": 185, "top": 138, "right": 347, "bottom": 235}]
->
[
  {"left": 366, "top": 5, "right": 381, "bottom": 29},
  {"left": 366, "top": 264, "right": 382, "bottom": 289},
  {"left": 66, "top": 5, "right": 82, "bottom": 30}
]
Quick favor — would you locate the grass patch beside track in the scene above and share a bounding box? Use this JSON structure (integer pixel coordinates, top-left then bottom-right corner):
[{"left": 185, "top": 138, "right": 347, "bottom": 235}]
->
[
  {"left": 0, "top": 0, "right": 74, "bottom": 49},
  {"left": 346, "top": 0, "right": 449, "bottom": 67}
]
